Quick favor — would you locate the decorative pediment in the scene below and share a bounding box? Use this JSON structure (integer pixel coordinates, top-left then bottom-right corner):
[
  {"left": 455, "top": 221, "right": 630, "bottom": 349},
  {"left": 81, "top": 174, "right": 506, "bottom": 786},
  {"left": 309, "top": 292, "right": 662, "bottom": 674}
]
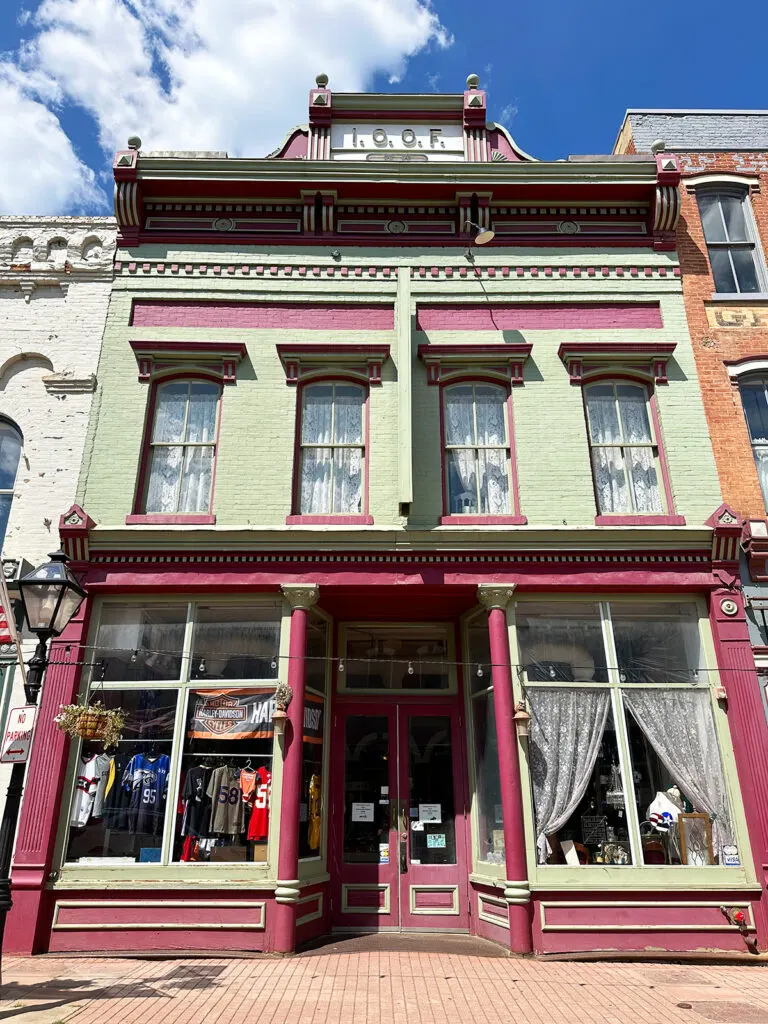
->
[
  {"left": 59, "top": 504, "right": 97, "bottom": 566},
  {"left": 557, "top": 341, "right": 677, "bottom": 384},
  {"left": 418, "top": 342, "right": 532, "bottom": 386},
  {"left": 129, "top": 340, "right": 247, "bottom": 384},
  {"left": 275, "top": 343, "right": 390, "bottom": 385}
]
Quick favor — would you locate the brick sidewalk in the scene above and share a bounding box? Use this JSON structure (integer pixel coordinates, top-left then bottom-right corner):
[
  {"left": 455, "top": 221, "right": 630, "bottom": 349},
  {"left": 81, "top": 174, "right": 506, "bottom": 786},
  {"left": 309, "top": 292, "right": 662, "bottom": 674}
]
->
[{"left": 2, "top": 951, "right": 768, "bottom": 1024}]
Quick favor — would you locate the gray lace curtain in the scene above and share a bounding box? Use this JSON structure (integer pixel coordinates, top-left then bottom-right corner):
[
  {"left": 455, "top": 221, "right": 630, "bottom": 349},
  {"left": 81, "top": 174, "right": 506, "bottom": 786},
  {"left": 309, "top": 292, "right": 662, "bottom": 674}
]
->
[
  {"left": 528, "top": 688, "right": 611, "bottom": 863},
  {"left": 622, "top": 688, "right": 734, "bottom": 858}
]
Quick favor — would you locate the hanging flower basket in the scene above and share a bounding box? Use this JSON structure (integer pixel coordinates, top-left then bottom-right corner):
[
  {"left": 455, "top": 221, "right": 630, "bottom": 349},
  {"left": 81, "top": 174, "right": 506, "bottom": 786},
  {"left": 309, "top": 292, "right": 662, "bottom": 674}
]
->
[{"left": 54, "top": 701, "right": 126, "bottom": 750}]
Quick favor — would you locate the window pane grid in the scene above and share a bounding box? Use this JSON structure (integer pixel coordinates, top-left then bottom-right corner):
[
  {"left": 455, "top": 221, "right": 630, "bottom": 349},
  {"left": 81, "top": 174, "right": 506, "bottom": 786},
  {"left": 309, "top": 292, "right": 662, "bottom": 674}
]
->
[
  {"left": 698, "top": 191, "right": 764, "bottom": 294},
  {"left": 443, "top": 383, "right": 511, "bottom": 515},
  {"left": 146, "top": 382, "right": 219, "bottom": 514},
  {"left": 299, "top": 383, "right": 364, "bottom": 515}
]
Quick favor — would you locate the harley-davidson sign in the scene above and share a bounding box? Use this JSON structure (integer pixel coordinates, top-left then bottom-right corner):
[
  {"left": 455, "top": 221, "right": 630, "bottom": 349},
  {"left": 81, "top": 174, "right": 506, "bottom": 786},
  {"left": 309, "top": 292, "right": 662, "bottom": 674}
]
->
[{"left": 187, "top": 689, "right": 323, "bottom": 742}]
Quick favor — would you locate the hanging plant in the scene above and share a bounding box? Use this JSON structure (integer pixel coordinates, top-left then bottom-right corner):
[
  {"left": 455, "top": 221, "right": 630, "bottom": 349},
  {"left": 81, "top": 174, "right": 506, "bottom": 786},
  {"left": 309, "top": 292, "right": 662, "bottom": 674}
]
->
[{"left": 54, "top": 701, "right": 127, "bottom": 750}]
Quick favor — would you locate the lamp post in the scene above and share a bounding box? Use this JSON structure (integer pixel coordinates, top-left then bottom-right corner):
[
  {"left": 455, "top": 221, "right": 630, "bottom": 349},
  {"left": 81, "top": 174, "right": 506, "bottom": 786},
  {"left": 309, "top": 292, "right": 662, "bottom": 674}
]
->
[{"left": 0, "top": 551, "right": 86, "bottom": 975}]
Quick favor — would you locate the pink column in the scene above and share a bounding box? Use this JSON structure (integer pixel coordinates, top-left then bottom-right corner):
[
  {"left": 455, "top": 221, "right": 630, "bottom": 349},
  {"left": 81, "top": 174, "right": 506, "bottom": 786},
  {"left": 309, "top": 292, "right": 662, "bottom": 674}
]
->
[
  {"left": 7, "top": 602, "right": 90, "bottom": 953},
  {"left": 478, "top": 585, "right": 532, "bottom": 954},
  {"left": 273, "top": 583, "right": 318, "bottom": 954}
]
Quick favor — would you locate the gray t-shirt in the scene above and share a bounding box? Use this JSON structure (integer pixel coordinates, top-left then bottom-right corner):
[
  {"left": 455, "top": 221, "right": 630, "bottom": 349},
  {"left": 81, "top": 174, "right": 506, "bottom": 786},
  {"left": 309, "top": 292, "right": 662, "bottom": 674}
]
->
[{"left": 206, "top": 766, "right": 244, "bottom": 835}]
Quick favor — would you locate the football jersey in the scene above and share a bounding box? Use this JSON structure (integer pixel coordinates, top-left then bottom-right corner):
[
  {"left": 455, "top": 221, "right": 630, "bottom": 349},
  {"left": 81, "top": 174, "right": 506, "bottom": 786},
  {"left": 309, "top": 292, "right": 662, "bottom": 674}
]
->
[
  {"left": 207, "top": 766, "right": 245, "bottom": 835},
  {"left": 247, "top": 766, "right": 271, "bottom": 841},
  {"left": 181, "top": 765, "right": 213, "bottom": 838},
  {"left": 70, "top": 754, "right": 112, "bottom": 827},
  {"left": 123, "top": 753, "right": 170, "bottom": 835}
]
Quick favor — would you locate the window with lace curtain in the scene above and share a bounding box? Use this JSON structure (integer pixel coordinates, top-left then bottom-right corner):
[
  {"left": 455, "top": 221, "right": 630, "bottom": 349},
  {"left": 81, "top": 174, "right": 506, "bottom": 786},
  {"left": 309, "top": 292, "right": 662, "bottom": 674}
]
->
[
  {"left": 443, "top": 383, "right": 512, "bottom": 516},
  {"left": 585, "top": 381, "right": 665, "bottom": 516},
  {"left": 298, "top": 382, "right": 365, "bottom": 516},
  {"left": 143, "top": 379, "right": 221, "bottom": 514}
]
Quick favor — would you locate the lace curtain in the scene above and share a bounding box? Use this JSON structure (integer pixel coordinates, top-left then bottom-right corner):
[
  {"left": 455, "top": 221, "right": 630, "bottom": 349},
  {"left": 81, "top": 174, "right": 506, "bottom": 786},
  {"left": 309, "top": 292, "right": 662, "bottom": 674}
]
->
[
  {"left": 528, "top": 688, "right": 611, "bottom": 863},
  {"left": 147, "top": 382, "right": 218, "bottom": 513},
  {"left": 622, "top": 689, "right": 734, "bottom": 857},
  {"left": 300, "top": 384, "right": 363, "bottom": 514},
  {"left": 445, "top": 385, "right": 510, "bottom": 514}
]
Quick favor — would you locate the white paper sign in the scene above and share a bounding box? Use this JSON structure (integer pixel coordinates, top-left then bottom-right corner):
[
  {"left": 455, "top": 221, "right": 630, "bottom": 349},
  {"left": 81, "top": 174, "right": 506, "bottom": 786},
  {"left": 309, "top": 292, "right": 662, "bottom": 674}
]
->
[
  {"left": 351, "top": 802, "right": 374, "bottom": 822},
  {"left": 722, "top": 844, "right": 741, "bottom": 867},
  {"left": 0, "top": 706, "right": 37, "bottom": 763},
  {"left": 419, "top": 803, "right": 442, "bottom": 823}
]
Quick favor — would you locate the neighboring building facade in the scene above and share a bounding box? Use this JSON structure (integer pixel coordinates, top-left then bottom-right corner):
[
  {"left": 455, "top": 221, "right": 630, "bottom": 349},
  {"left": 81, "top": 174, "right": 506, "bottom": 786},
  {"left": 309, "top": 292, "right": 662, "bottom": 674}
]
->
[
  {"left": 615, "top": 112, "right": 768, "bottom": 718},
  {"left": 7, "top": 80, "right": 768, "bottom": 958},
  {"left": 0, "top": 217, "right": 116, "bottom": 807}
]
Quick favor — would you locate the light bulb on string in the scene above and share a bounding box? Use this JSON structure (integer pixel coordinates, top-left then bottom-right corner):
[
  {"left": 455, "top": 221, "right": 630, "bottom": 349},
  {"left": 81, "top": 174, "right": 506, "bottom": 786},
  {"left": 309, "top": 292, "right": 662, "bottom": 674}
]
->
[
  {"left": 476, "top": 664, "right": 483, "bottom": 678},
  {"left": 548, "top": 664, "right": 556, "bottom": 679},
  {"left": 199, "top": 658, "right": 206, "bottom": 674},
  {"left": 407, "top": 661, "right": 414, "bottom": 676},
  {"left": 338, "top": 659, "right": 345, "bottom": 673},
  {"left": 270, "top": 658, "right": 277, "bottom": 671},
  {"left": 131, "top": 650, "right": 138, "bottom": 663}
]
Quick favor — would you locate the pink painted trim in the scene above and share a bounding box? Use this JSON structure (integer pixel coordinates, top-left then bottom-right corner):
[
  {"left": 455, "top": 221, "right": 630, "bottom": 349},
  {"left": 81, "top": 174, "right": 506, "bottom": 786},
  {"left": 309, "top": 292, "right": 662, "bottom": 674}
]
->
[
  {"left": 126, "top": 513, "right": 216, "bottom": 525},
  {"left": 417, "top": 303, "right": 663, "bottom": 331},
  {"left": 132, "top": 300, "right": 395, "bottom": 330},
  {"left": 594, "top": 514, "right": 686, "bottom": 526},
  {"left": 440, "top": 515, "right": 527, "bottom": 526},
  {"left": 286, "top": 515, "right": 374, "bottom": 525}
]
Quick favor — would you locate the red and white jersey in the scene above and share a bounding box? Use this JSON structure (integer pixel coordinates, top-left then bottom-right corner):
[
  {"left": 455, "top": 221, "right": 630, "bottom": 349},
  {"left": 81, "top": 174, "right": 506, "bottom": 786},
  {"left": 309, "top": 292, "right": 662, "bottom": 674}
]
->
[
  {"left": 246, "top": 766, "right": 271, "bottom": 840},
  {"left": 70, "top": 754, "right": 111, "bottom": 827}
]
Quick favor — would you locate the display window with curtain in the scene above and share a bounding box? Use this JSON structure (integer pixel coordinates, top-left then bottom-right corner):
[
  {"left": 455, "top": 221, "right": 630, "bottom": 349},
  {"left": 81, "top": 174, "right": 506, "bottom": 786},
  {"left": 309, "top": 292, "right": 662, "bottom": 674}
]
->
[
  {"left": 510, "top": 598, "right": 749, "bottom": 877},
  {"left": 59, "top": 598, "right": 290, "bottom": 873}
]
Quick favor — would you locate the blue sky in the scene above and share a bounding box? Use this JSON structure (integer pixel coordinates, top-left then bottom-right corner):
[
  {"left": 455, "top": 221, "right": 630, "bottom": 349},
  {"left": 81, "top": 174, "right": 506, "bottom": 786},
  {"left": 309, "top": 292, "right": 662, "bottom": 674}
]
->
[{"left": 1, "top": 0, "right": 767, "bottom": 215}]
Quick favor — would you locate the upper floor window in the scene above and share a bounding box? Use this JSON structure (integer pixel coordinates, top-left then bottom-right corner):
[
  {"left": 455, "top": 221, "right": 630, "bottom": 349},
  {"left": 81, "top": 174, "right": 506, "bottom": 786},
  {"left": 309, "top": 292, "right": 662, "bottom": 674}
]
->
[
  {"left": 585, "top": 382, "right": 663, "bottom": 516},
  {"left": 144, "top": 380, "right": 221, "bottom": 514},
  {"left": 443, "top": 383, "right": 511, "bottom": 515},
  {"left": 0, "top": 419, "right": 22, "bottom": 551},
  {"left": 299, "top": 382, "right": 365, "bottom": 515},
  {"left": 697, "top": 190, "right": 765, "bottom": 294},
  {"left": 739, "top": 379, "right": 768, "bottom": 508}
]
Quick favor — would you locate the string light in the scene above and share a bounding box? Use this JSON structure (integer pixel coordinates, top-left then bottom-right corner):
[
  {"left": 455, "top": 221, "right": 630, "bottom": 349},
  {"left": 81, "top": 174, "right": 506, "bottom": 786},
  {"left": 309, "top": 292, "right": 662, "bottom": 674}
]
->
[
  {"left": 270, "top": 658, "right": 277, "bottom": 670},
  {"left": 198, "top": 659, "right": 206, "bottom": 674},
  {"left": 130, "top": 650, "right": 138, "bottom": 663},
  {"left": 407, "top": 661, "right": 414, "bottom": 676},
  {"left": 476, "top": 664, "right": 483, "bottom": 678},
  {"left": 338, "top": 659, "right": 344, "bottom": 673}
]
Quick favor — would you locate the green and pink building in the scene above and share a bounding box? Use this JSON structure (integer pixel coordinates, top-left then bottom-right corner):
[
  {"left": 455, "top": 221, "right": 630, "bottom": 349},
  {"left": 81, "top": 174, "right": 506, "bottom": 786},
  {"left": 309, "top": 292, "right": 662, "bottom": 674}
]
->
[{"left": 7, "top": 77, "right": 768, "bottom": 957}]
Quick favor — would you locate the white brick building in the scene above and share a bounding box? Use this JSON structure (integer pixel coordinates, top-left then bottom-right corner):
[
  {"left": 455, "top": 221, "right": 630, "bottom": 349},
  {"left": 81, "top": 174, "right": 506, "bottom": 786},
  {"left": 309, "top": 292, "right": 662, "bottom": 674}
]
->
[{"left": 0, "top": 216, "right": 115, "bottom": 800}]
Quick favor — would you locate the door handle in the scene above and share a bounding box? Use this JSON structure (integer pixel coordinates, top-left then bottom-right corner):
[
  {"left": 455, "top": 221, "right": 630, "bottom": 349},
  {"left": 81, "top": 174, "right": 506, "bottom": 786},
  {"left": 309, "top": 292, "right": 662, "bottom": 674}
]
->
[{"left": 399, "top": 805, "right": 408, "bottom": 873}]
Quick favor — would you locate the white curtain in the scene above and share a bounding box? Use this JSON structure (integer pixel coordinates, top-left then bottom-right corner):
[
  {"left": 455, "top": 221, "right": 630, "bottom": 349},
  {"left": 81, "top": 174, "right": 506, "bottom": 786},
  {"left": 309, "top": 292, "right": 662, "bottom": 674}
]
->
[
  {"left": 445, "top": 385, "right": 509, "bottom": 514},
  {"left": 591, "top": 447, "right": 630, "bottom": 513},
  {"left": 626, "top": 447, "right": 663, "bottom": 513},
  {"left": 529, "top": 688, "right": 611, "bottom": 863},
  {"left": 478, "top": 449, "right": 510, "bottom": 514},
  {"left": 622, "top": 689, "right": 734, "bottom": 859},
  {"left": 147, "top": 382, "right": 218, "bottom": 513},
  {"left": 753, "top": 447, "right": 768, "bottom": 509},
  {"left": 444, "top": 386, "right": 475, "bottom": 445},
  {"left": 300, "top": 384, "right": 363, "bottom": 514}
]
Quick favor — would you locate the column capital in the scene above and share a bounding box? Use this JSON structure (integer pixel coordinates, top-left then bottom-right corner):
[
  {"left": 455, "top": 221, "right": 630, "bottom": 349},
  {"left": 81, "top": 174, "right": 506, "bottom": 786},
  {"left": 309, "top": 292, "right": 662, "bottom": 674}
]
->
[
  {"left": 477, "top": 584, "right": 516, "bottom": 612},
  {"left": 281, "top": 583, "right": 319, "bottom": 611}
]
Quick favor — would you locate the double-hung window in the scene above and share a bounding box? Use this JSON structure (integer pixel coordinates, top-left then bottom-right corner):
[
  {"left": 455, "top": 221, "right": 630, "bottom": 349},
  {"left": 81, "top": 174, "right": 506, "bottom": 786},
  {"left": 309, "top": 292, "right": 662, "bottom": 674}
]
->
[
  {"left": 144, "top": 380, "right": 220, "bottom": 515},
  {"left": 697, "top": 190, "right": 766, "bottom": 294},
  {"left": 585, "top": 382, "right": 664, "bottom": 516},
  {"left": 443, "top": 383, "right": 511, "bottom": 516},
  {"left": 739, "top": 378, "right": 768, "bottom": 508},
  {"left": 299, "top": 382, "right": 365, "bottom": 516},
  {"left": 0, "top": 419, "right": 22, "bottom": 551}
]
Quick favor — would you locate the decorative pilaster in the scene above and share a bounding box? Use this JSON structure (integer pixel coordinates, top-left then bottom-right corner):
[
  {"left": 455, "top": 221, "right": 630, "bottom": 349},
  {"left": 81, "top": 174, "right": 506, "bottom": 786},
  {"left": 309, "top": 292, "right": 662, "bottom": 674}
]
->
[
  {"left": 273, "top": 583, "right": 319, "bottom": 952},
  {"left": 476, "top": 584, "right": 532, "bottom": 954}
]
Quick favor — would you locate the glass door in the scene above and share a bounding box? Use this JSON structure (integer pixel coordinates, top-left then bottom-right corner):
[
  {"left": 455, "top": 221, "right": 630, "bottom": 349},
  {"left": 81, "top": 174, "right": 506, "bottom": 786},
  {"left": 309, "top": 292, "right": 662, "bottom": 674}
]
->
[{"left": 330, "top": 703, "right": 468, "bottom": 932}]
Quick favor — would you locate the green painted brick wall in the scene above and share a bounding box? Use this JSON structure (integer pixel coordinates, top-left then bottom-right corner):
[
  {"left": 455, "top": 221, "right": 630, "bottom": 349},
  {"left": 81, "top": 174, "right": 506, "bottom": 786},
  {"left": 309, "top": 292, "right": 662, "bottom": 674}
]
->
[{"left": 78, "top": 246, "right": 722, "bottom": 529}]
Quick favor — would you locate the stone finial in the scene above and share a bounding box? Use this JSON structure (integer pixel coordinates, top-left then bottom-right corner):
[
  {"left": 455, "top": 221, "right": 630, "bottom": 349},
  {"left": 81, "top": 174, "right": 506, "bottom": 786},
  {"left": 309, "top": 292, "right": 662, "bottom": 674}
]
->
[
  {"left": 315, "top": 73, "right": 329, "bottom": 88},
  {"left": 650, "top": 138, "right": 666, "bottom": 155},
  {"left": 127, "top": 135, "right": 142, "bottom": 150},
  {"left": 466, "top": 73, "right": 480, "bottom": 89}
]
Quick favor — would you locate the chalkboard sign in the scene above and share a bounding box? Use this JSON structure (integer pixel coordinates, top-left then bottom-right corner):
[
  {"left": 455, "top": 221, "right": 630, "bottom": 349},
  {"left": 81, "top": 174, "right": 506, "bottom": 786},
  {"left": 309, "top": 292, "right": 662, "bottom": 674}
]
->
[{"left": 580, "top": 814, "right": 608, "bottom": 844}]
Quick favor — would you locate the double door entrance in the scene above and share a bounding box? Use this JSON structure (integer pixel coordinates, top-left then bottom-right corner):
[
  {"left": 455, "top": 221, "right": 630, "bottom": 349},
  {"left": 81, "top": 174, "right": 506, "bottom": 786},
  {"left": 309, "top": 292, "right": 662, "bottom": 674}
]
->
[{"left": 330, "top": 703, "right": 469, "bottom": 931}]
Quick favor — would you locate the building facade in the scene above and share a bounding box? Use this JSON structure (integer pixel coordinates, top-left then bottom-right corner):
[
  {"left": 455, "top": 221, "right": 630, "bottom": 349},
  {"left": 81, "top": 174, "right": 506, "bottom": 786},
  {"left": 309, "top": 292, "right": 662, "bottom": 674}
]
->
[
  {"left": 0, "top": 217, "right": 116, "bottom": 808},
  {"left": 615, "top": 112, "right": 768, "bottom": 718},
  {"left": 7, "top": 82, "right": 768, "bottom": 957}
]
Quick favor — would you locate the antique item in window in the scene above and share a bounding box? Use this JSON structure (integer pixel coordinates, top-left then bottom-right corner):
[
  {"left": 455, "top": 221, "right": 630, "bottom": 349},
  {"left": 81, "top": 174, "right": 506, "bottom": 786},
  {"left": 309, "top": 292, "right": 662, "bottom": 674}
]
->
[{"left": 679, "top": 812, "right": 714, "bottom": 866}]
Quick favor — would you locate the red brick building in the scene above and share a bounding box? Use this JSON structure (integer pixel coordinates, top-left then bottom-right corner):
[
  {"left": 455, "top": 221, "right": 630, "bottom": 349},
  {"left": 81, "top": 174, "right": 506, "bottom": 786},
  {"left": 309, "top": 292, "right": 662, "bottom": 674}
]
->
[{"left": 616, "top": 111, "right": 768, "bottom": 713}]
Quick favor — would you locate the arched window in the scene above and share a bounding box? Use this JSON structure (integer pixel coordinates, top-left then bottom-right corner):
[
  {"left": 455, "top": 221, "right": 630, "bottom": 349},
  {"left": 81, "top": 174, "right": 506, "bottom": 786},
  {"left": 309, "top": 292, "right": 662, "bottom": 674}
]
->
[
  {"left": 0, "top": 419, "right": 23, "bottom": 550},
  {"left": 143, "top": 380, "right": 221, "bottom": 514},
  {"left": 298, "top": 382, "right": 365, "bottom": 515},
  {"left": 443, "top": 383, "right": 511, "bottom": 515},
  {"left": 585, "top": 381, "right": 664, "bottom": 515}
]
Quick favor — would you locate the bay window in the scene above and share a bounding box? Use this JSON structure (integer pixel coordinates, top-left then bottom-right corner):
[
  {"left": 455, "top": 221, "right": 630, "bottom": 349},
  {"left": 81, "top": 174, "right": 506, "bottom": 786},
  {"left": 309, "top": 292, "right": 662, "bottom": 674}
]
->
[
  {"left": 64, "top": 601, "right": 283, "bottom": 868},
  {"left": 585, "top": 381, "right": 665, "bottom": 516},
  {"left": 516, "top": 600, "right": 736, "bottom": 868},
  {"left": 144, "top": 379, "right": 220, "bottom": 515},
  {"left": 298, "top": 382, "right": 365, "bottom": 516},
  {"left": 443, "top": 383, "right": 512, "bottom": 516}
]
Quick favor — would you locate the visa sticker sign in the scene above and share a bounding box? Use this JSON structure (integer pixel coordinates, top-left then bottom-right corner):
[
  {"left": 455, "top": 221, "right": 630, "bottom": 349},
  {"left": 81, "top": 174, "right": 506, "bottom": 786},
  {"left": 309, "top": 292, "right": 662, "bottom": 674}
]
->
[{"left": 1, "top": 707, "right": 38, "bottom": 763}]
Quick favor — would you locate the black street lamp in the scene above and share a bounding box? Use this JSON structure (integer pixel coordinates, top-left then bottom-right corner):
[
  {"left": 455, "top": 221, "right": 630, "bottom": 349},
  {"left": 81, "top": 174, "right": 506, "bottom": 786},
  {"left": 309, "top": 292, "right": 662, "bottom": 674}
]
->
[{"left": 0, "top": 551, "right": 86, "bottom": 978}]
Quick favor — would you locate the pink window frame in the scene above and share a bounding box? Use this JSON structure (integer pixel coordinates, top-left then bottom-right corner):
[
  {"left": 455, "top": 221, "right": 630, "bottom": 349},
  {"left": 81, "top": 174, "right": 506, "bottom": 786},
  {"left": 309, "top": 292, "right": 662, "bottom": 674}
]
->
[
  {"left": 439, "top": 377, "right": 527, "bottom": 526},
  {"left": 286, "top": 376, "right": 373, "bottom": 526},
  {"left": 582, "top": 374, "right": 685, "bottom": 526},
  {"left": 128, "top": 372, "right": 223, "bottom": 525}
]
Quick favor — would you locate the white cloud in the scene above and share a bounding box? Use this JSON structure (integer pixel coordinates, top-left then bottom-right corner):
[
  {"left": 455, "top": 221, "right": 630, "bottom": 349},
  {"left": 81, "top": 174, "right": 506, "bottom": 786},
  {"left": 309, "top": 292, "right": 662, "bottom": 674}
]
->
[
  {"left": 0, "top": 72, "right": 104, "bottom": 214},
  {"left": 2, "top": 0, "right": 451, "bottom": 213}
]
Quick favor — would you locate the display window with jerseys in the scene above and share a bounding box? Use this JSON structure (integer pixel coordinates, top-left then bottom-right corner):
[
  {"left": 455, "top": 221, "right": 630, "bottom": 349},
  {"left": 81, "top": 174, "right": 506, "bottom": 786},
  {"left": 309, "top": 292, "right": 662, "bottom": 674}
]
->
[{"left": 62, "top": 600, "right": 290, "bottom": 867}]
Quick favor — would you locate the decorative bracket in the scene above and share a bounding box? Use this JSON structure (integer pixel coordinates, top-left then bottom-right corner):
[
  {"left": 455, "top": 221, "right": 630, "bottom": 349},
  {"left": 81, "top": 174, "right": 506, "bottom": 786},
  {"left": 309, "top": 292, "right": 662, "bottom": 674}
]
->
[
  {"left": 557, "top": 341, "right": 677, "bottom": 384},
  {"left": 706, "top": 503, "right": 742, "bottom": 569},
  {"left": 418, "top": 342, "right": 532, "bottom": 386},
  {"left": 276, "top": 343, "right": 390, "bottom": 386},
  {"left": 129, "top": 340, "right": 247, "bottom": 384},
  {"left": 59, "top": 504, "right": 97, "bottom": 567}
]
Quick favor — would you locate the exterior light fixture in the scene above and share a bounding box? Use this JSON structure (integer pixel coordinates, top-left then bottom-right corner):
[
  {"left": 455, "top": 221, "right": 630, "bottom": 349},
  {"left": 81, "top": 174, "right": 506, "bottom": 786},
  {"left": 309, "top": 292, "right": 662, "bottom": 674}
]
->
[{"left": 513, "top": 700, "right": 531, "bottom": 738}]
